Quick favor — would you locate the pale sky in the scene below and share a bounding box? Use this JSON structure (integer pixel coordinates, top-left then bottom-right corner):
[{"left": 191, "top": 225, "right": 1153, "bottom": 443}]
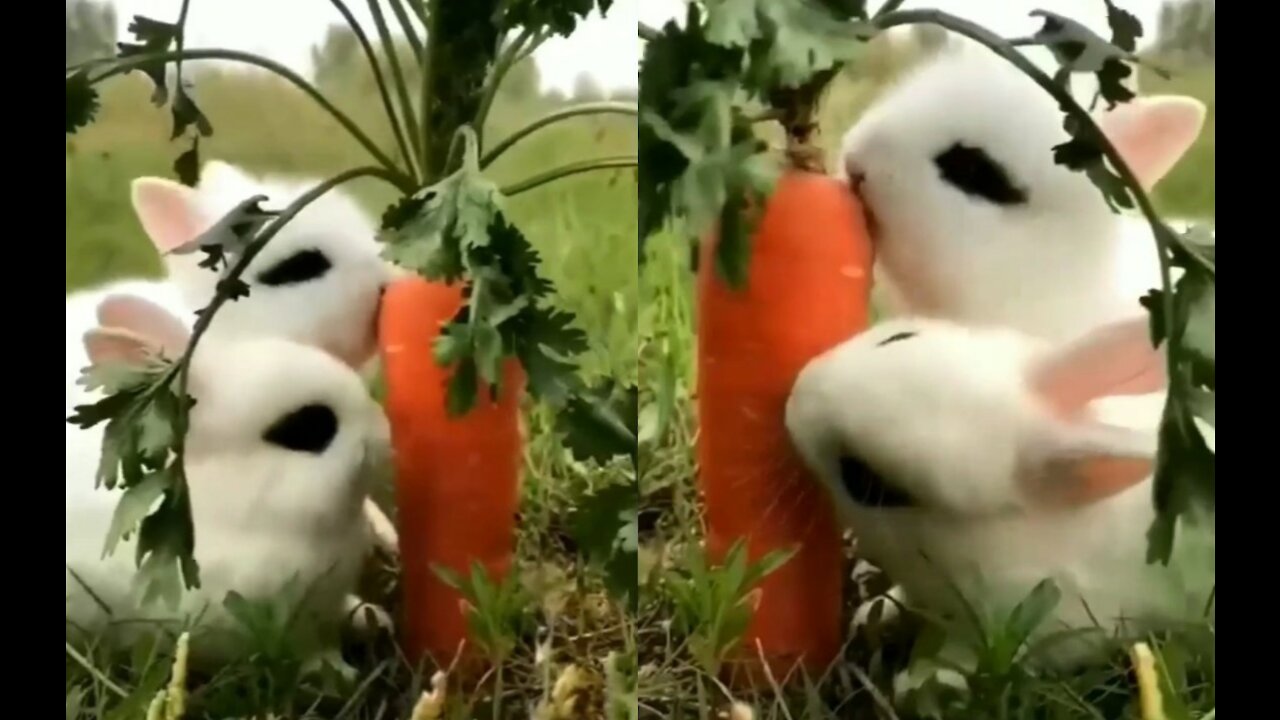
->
[{"left": 112, "top": 0, "right": 1166, "bottom": 95}]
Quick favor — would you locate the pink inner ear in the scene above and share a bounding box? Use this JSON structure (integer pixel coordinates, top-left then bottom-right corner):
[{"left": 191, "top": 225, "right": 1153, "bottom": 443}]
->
[
  {"left": 1031, "top": 317, "right": 1167, "bottom": 417},
  {"left": 1034, "top": 456, "right": 1154, "bottom": 508},
  {"left": 83, "top": 328, "right": 162, "bottom": 368},
  {"left": 1095, "top": 96, "right": 1206, "bottom": 189},
  {"left": 131, "top": 177, "right": 205, "bottom": 254},
  {"left": 96, "top": 295, "right": 190, "bottom": 360}
]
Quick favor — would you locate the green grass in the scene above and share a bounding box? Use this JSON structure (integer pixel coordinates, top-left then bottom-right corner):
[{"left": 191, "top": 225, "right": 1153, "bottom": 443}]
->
[
  {"left": 634, "top": 44, "right": 1216, "bottom": 719},
  {"left": 66, "top": 59, "right": 638, "bottom": 719}
]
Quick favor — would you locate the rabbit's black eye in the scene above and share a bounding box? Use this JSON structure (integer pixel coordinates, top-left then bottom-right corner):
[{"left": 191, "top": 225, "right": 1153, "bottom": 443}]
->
[
  {"left": 263, "top": 404, "right": 338, "bottom": 454},
  {"left": 934, "top": 143, "right": 1028, "bottom": 206},
  {"left": 838, "top": 455, "right": 916, "bottom": 508},
  {"left": 257, "top": 249, "right": 332, "bottom": 286},
  {"left": 877, "top": 331, "right": 917, "bottom": 347}
]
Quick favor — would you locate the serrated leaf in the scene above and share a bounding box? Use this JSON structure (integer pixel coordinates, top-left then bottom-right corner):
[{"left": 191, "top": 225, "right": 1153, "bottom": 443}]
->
[
  {"left": 171, "top": 88, "right": 213, "bottom": 140},
  {"left": 557, "top": 381, "right": 638, "bottom": 464},
  {"left": 1028, "top": 9, "right": 1145, "bottom": 107},
  {"left": 505, "top": 0, "right": 611, "bottom": 37},
  {"left": 118, "top": 16, "right": 178, "bottom": 105},
  {"left": 1104, "top": 0, "right": 1143, "bottom": 53},
  {"left": 569, "top": 483, "right": 639, "bottom": 603},
  {"left": 104, "top": 470, "right": 171, "bottom": 558},
  {"left": 434, "top": 323, "right": 472, "bottom": 366},
  {"left": 66, "top": 71, "right": 101, "bottom": 134},
  {"left": 174, "top": 138, "right": 201, "bottom": 187},
  {"left": 169, "top": 194, "right": 275, "bottom": 268},
  {"left": 705, "top": 0, "right": 763, "bottom": 48},
  {"left": 1147, "top": 399, "right": 1215, "bottom": 564}
]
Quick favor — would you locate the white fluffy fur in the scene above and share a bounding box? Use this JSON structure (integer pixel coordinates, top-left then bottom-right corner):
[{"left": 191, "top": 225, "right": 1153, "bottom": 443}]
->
[
  {"left": 65, "top": 300, "right": 389, "bottom": 665},
  {"left": 838, "top": 40, "right": 1206, "bottom": 344},
  {"left": 66, "top": 159, "right": 400, "bottom": 557},
  {"left": 785, "top": 318, "right": 1214, "bottom": 670}
]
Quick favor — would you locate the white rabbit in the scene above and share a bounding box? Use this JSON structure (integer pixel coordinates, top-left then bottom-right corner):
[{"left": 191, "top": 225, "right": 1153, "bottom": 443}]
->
[
  {"left": 66, "top": 293, "right": 392, "bottom": 666},
  {"left": 837, "top": 39, "right": 1207, "bottom": 345},
  {"left": 785, "top": 316, "right": 1215, "bottom": 672},
  {"left": 66, "top": 159, "right": 400, "bottom": 554}
]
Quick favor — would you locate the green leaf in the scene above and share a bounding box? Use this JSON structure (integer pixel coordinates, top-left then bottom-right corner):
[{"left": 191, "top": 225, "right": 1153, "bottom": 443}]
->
[
  {"left": 1104, "top": 0, "right": 1143, "bottom": 52},
  {"left": 117, "top": 16, "right": 179, "bottom": 105},
  {"left": 568, "top": 483, "right": 639, "bottom": 604},
  {"left": 1026, "top": 9, "right": 1155, "bottom": 108},
  {"left": 66, "top": 71, "right": 101, "bottom": 134},
  {"left": 103, "top": 470, "right": 171, "bottom": 558},
  {"left": 174, "top": 138, "right": 201, "bottom": 187},
  {"left": 171, "top": 88, "right": 213, "bottom": 140},
  {"left": 1055, "top": 113, "right": 1132, "bottom": 210},
  {"left": 1001, "top": 579, "right": 1062, "bottom": 662},
  {"left": 434, "top": 323, "right": 473, "bottom": 366},
  {"left": 169, "top": 194, "right": 276, "bottom": 270},
  {"left": 504, "top": 0, "right": 612, "bottom": 37},
  {"left": 1147, "top": 398, "right": 1215, "bottom": 564},
  {"left": 557, "top": 380, "right": 639, "bottom": 464},
  {"left": 378, "top": 156, "right": 502, "bottom": 283}
]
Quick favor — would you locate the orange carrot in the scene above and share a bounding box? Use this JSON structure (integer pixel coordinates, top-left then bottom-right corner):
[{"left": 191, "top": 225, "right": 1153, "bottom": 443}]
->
[
  {"left": 377, "top": 275, "right": 525, "bottom": 670},
  {"left": 696, "top": 170, "right": 875, "bottom": 680}
]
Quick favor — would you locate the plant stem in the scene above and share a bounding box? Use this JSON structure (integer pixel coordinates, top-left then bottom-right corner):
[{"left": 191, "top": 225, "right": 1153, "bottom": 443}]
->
[
  {"left": 500, "top": 156, "right": 637, "bottom": 197},
  {"left": 91, "top": 49, "right": 408, "bottom": 180},
  {"left": 386, "top": 0, "right": 426, "bottom": 59},
  {"left": 474, "top": 28, "right": 534, "bottom": 151},
  {"left": 367, "top": 0, "right": 425, "bottom": 176},
  {"left": 481, "top": 102, "right": 639, "bottom": 168},
  {"left": 66, "top": 642, "right": 128, "bottom": 698},
  {"left": 873, "top": 0, "right": 906, "bottom": 18},
  {"left": 419, "top": 0, "right": 440, "bottom": 176},
  {"left": 174, "top": 0, "right": 192, "bottom": 88},
  {"left": 419, "top": 0, "right": 505, "bottom": 179},
  {"left": 639, "top": 22, "right": 660, "bottom": 41},
  {"left": 329, "top": 0, "right": 419, "bottom": 180},
  {"left": 874, "top": 8, "right": 1185, "bottom": 381}
]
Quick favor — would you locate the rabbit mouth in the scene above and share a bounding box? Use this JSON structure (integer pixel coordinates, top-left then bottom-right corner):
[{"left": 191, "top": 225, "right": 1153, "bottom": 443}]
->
[{"left": 838, "top": 455, "right": 916, "bottom": 509}]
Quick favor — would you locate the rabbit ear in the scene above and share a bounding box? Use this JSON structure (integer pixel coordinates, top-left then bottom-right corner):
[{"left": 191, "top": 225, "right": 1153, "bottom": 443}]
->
[
  {"left": 94, "top": 294, "right": 190, "bottom": 360},
  {"left": 1029, "top": 317, "right": 1167, "bottom": 418},
  {"left": 1024, "top": 420, "right": 1157, "bottom": 508},
  {"left": 1094, "top": 95, "right": 1206, "bottom": 190},
  {"left": 84, "top": 327, "right": 170, "bottom": 368},
  {"left": 131, "top": 176, "right": 205, "bottom": 254}
]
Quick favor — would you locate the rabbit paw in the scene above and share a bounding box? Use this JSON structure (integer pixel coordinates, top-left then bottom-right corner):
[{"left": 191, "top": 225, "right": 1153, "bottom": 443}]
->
[
  {"left": 344, "top": 595, "right": 394, "bottom": 640},
  {"left": 852, "top": 584, "right": 907, "bottom": 643},
  {"left": 364, "top": 499, "right": 399, "bottom": 557}
]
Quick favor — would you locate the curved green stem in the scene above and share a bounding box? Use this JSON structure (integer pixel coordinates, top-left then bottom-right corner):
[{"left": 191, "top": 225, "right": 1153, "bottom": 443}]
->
[
  {"left": 386, "top": 0, "right": 426, "bottom": 59},
  {"left": 474, "top": 28, "right": 534, "bottom": 150},
  {"left": 66, "top": 642, "right": 128, "bottom": 698},
  {"left": 329, "top": 0, "right": 418, "bottom": 180},
  {"left": 480, "top": 101, "right": 639, "bottom": 169},
  {"left": 91, "top": 48, "right": 408, "bottom": 181},
  {"left": 500, "top": 156, "right": 637, "bottom": 197},
  {"left": 639, "top": 23, "right": 659, "bottom": 42},
  {"left": 367, "top": 0, "right": 425, "bottom": 174},
  {"left": 873, "top": 0, "right": 906, "bottom": 19}
]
